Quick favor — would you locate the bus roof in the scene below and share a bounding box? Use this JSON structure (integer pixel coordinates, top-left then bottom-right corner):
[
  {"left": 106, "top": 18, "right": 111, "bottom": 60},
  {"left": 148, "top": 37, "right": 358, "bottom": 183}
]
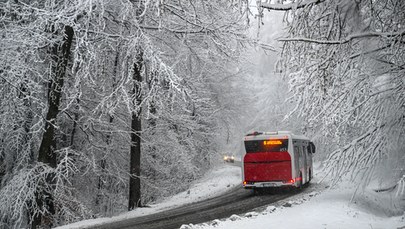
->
[{"left": 244, "top": 131, "right": 310, "bottom": 141}]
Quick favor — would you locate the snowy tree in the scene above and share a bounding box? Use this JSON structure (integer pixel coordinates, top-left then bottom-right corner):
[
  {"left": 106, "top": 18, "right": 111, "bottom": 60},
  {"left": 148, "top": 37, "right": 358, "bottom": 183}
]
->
[
  {"left": 0, "top": 0, "right": 250, "bottom": 227},
  {"left": 258, "top": 0, "right": 405, "bottom": 189},
  {"left": 0, "top": 1, "right": 85, "bottom": 227}
]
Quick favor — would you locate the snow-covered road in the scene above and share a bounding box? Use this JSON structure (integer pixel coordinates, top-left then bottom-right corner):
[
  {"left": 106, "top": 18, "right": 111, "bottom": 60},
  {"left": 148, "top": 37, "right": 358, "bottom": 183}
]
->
[
  {"left": 57, "top": 163, "right": 404, "bottom": 229},
  {"left": 99, "top": 184, "right": 324, "bottom": 229},
  {"left": 62, "top": 163, "right": 318, "bottom": 229}
]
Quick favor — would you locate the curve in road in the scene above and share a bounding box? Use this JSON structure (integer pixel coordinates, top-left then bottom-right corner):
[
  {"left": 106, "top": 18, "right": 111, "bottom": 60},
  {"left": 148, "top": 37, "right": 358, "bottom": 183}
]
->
[{"left": 95, "top": 183, "right": 318, "bottom": 229}]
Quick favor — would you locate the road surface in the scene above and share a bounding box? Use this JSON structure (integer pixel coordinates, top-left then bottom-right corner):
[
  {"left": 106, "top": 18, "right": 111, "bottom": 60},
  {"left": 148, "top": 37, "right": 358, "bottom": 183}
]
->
[{"left": 93, "top": 162, "right": 317, "bottom": 229}]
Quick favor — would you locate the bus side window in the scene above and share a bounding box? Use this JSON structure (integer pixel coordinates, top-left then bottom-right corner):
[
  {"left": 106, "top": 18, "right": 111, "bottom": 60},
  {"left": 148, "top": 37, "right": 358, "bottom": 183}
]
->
[
  {"left": 294, "top": 146, "right": 299, "bottom": 172},
  {"left": 302, "top": 145, "right": 310, "bottom": 165},
  {"left": 304, "top": 145, "right": 312, "bottom": 165},
  {"left": 300, "top": 146, "right": 307, "bottom": 163},
  {"left": 297, "top": 146, "right": 303, "bottom": 169},
  {"left": 294, "top": 146, "right": 299, "bottom": 159},
  {"left": 302, "top": 145, "right": 308, "bottom": 158}
]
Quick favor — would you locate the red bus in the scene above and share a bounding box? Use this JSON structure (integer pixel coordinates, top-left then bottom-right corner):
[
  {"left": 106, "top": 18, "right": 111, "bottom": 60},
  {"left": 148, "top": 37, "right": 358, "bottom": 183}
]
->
[{"left": 242, "top": 131, "right": 315, "bottom": 190}]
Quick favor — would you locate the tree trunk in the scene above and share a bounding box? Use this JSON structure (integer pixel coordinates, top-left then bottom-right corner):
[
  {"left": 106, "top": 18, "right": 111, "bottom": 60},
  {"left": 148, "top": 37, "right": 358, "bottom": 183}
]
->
[
  {"left": 32, "top": 25, "right": 74, "bottom": 228},
  {"left": 96, "top": 50, "right": 119, "bottom": 211},
  {"left": 128, "top": 51, "right": 143, "bottom": 210}
]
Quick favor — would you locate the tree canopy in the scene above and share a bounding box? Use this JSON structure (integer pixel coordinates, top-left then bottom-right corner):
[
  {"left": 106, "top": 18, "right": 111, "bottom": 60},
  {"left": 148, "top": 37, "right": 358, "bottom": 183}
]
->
[
  {"left": 259, "top": 0, "right": 405, "bottom": 188},
  {"left": 0, "top": 0, "right": 250, "bottom": 227}
]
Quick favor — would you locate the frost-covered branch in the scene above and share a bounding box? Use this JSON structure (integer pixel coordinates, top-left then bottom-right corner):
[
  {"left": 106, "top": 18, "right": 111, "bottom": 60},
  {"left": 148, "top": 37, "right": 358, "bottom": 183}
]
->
[
  {"left": 260, "top": 0, "right": 326, "bottom": 11},
  {"left": 276, "top": 0, "right": 405, "bottom": 189},
  {"left": 279, "top": 30, "right": 405, "bottom": 44}
]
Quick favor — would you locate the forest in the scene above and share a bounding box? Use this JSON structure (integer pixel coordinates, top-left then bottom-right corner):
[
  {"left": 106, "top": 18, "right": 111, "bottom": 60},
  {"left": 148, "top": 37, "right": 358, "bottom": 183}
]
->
[{"left": 0, "top": 0, "right": 404, "bottom": 228}]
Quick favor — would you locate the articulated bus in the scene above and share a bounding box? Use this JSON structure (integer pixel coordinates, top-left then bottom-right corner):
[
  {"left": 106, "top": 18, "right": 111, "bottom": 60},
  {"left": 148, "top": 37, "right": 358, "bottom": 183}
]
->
[{"left": 242, "top": 131, "right": 315, "bottom": 190}]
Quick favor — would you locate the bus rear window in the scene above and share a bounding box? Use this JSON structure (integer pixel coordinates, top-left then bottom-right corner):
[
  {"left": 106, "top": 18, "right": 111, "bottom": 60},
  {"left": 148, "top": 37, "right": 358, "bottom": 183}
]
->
[{"left": 244, "top": 139, "right": 289, "bottom": 153}]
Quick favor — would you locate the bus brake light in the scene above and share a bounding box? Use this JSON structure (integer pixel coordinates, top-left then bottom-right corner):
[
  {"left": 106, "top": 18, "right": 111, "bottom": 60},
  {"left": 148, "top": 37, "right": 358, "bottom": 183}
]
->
[{"left": 283, "top": 179, "right": 295, "bottom": 184}]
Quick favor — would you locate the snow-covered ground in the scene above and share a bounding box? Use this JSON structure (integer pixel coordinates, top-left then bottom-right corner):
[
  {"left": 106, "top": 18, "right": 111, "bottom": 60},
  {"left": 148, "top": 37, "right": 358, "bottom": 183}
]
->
[
  {"left": 58, "top": 162, "right": 404, "bottom": 229},
  {"left": 183, "top": 186, "right": 404, "bottom": 229}
]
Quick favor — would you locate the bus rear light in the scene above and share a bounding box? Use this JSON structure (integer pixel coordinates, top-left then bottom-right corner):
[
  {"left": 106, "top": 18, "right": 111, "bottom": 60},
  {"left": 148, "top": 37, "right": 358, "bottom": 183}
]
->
[
  {"left": 243, "top": 181, "right": 247, "bottom": 186},
  {"left": 263, "top": 140, "right": 282, "bottom": 145},
  {"left": 283, "top": 179, "right": 295, "bottom": 184}
]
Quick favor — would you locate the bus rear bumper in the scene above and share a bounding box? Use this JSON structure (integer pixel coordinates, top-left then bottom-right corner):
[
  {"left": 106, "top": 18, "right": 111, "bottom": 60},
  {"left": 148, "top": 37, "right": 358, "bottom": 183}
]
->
[{"left": 243, "top": 181, "right": 296, "bottom": 188}]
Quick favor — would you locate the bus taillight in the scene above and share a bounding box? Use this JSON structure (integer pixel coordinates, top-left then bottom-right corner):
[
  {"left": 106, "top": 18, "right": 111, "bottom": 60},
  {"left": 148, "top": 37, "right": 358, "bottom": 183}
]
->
[{"left": 283, "top": 179, "right": 295, "bottom": 184}]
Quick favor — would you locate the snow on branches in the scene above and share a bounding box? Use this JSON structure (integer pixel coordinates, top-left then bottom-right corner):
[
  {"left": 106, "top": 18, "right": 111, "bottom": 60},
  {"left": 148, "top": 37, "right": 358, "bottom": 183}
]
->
[
  {"left": 0, "top": 154, "right": 86, "bottom": 228},
  {"left": 271, "top": 0, "right": 405, "bottom": 188},
  {"left": 0, "top": 0, "right": 249, "bottom": 227}
]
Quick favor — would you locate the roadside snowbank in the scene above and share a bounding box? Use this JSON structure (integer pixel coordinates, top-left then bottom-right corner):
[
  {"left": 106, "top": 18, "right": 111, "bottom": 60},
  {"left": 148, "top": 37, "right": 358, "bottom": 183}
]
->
[
  {"left": 182, "top": 181, "right": 405, "bottom": 229},
  {"left": 56, "top": 163, "right": 242, "bottom": 229}
]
